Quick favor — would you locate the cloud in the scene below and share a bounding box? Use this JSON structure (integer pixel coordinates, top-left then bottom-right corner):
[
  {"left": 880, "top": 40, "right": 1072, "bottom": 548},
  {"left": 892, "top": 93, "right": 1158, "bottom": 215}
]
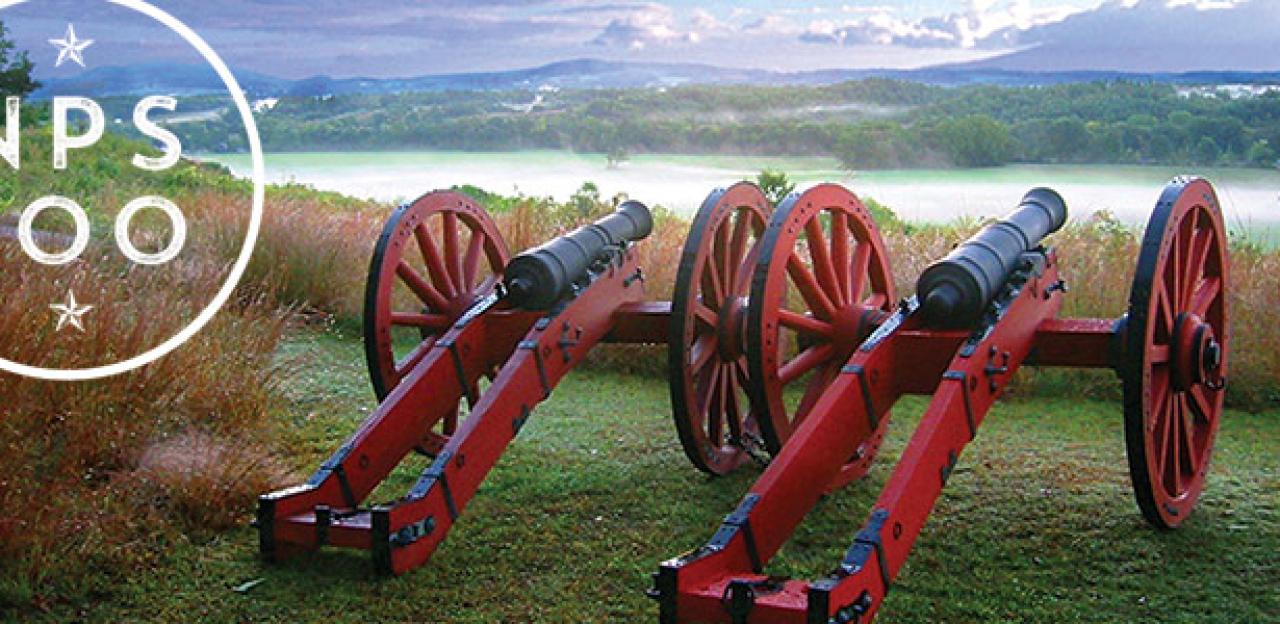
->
[
  {"left": 689, "top": 8, "right": 723, "bottom": 31},
  {"left": 588, "top": 3, "right": 700, "bottom": 49},
  {"left": 797, "top": 0, "right": 1089, "bottom": 50},
  {"left": 1162, "top": 0, "right": 1247, "bottom": 8},
  {"left": 742, "top": 15, "right": 799, "bottom": 35},
  {"left": 801, "top": 14, "right": 958, "bottom": 48}
]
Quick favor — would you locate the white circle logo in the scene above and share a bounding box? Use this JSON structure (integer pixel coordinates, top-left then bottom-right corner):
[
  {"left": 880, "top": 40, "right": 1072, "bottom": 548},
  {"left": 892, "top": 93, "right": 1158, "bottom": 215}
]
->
[{"left": 0, "top": 0, "right": 265, "bottom": 381}]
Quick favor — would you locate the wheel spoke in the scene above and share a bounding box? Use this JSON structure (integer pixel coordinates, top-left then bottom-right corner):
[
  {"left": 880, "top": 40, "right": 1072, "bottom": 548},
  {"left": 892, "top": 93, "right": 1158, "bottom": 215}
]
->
[
  {"left": 462, "top": 230, "right": 485, "bottom": 289},
  {"left": 390, "top": 312, "right": 451, "bottom": 330},
  {"left": 715, "top": 218, "right": 732, "bottom": 300},
  {"left": 710, "top": 367, "right": 728, "bottom": 445},
  {"left": 830, "top": 211, "right": 851, "bottom": 304},
  {"left": 793, "top": 363, "right": 836, "bottom": 427},
  {"left": 778, "top": 344, "right": 834, "bottom": 385},
  {"left": 724, "top": 371, "right": 744, "bottom": 441},
  {"left": 1189, "top": 277, "right": 1221, "bottom": 318},
  {"left": 805, "top": 217, "right": 842, "bottom": 307},
  {"left": 1180, "top": 402, "right": 1199, "bottom": 474},
  {"left": 396, "top": 261, "right": 451, "bottom": 311},
  {"left": 690, "top": 334, "right": 717, "bottom": 375},
  {"left": 414, "top": 223, "right": 456, "bottom": 298},
  {"left": 849, "top": 244, "right": 872, "bottom": 304},
  {"left": 1183, "top": 226, "right": 1211, "bottom": 308},
  {"left": 699, "top": 364, "right": 723, "bottom": 432},
  {"left": 694, "top": 303, "right": 719, "bottom": 331},
  {"left": 1155, "top": 286, "right": 1175, "bottom": 337},
  {"left": 727, "top": 209, "right": 752, "bottom": 288},
  {"left": 1188, "top": 385, "right": 1215, "bottom": 425},
  {"left": 733, "top": 357, "right": 750, "bottom": 392},
  {"left": 1150, "top": 365, "right": 1171, "bottom": 426},
  {"left": 786, "top": 255, "right": 836, "bottom": 319},
  {"left": 701, "top": 259, "right": 725, "bottom": 309},
  {"left": 735, "top": 244, "right": 762, "bottom": 294},
  {"left": 1152, "top": 374, "right": 1173, "bottom": 478},
  {"left": 1169, "top": 393, "right": 1184, "bottom": 494},
  {"left": 778, "top": 309, "right": 834, "bottom": 338},
  {"left": 442, "top": 211, "right": 463, "bottom": 295},
  {"left": 394, "top": 338, "right": 435, "bottom": 378}
]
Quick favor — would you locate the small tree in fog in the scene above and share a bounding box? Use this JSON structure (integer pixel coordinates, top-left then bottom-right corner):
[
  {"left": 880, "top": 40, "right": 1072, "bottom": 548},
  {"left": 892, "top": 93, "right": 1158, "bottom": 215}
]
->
[
  {"left": 756, "top": 169, "right": 794, "bottom": 205},
  {"left": 606, "top": 145, "right": 629, "bottom": 169}
]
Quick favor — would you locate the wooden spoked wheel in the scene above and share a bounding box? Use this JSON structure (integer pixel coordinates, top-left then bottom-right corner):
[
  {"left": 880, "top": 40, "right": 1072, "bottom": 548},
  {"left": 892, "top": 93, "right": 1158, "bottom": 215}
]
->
[
  {"left": 363, "top": 191, "right": 509, "bottom": 454},
  {"left": 746, "top": 184, "right": 896, "bottom": 487},
  {"left": 1123, "top": 177, "right": 1228, "bottom": 529},
  {"left": 669, "top": 183, "right": 770, "bottom": 475}
]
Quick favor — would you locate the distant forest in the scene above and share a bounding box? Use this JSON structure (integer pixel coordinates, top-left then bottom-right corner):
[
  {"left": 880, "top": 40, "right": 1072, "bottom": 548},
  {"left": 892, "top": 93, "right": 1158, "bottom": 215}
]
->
[{"left": 167, "top": 79, "right": 1280, "bottom": 170}]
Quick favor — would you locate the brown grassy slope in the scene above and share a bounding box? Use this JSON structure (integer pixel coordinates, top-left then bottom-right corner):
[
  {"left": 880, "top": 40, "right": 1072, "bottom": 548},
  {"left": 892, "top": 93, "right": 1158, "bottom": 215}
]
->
[
  {"left": 0, "top": 133, "right": 380, "bottom": 605},
  {"left": 0, "top": 236, "right": 290, "bottom": 605}
]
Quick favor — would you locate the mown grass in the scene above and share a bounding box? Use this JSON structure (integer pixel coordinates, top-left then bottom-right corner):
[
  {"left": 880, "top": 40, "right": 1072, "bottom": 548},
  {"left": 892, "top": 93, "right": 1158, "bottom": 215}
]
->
[{"left": 27, "top": 329, "right": 1278, "bottom": 623}]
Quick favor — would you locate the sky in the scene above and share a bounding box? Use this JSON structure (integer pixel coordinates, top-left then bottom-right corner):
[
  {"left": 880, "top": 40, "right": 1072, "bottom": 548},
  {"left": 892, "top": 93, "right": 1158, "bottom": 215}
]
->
[{"left": 3, "top": 0, "right": 1277, "bottom": 80}]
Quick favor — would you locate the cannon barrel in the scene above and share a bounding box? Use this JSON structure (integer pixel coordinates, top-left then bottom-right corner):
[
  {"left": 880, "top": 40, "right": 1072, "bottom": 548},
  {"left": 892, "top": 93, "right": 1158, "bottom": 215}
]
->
[
  {"left": 504, "top": 200, "right": 653, "bottom": 310},
  {"left": 916, "top": 188, "right": 1067, "bottom": 328}
]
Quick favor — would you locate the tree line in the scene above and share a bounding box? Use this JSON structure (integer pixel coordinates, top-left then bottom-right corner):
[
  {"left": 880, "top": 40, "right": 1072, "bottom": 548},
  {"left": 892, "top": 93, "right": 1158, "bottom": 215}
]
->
[{"left": 174, "top": 79, "right": 1280, "bottom": 170}]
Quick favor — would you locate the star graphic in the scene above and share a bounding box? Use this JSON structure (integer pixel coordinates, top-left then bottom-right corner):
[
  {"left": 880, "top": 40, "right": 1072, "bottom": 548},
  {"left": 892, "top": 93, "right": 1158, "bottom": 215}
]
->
[
  {"left": 49, "top": 24, "right": 94, "bottom": 68},
  {"left": 49, "top": 290, "right": 94, "bottom": 333}
]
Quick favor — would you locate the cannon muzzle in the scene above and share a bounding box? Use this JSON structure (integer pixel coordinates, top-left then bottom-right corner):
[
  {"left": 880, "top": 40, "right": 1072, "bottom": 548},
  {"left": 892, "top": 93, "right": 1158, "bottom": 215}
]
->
[
  {"left": 916, "top": 188, "right": 1067, "bottom": 328},
  {"left": 504, "top": 200, "right": 653, "bottom": 310}
]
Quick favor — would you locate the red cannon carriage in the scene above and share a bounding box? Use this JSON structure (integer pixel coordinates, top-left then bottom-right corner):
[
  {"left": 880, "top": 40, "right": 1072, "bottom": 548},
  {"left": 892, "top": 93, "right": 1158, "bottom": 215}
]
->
[
  {"left": 257, "top": 177, "right": 1227, "bottom": 623},
  {"left": 652, "top": 177, "right": 1227, "bottom": 623}
]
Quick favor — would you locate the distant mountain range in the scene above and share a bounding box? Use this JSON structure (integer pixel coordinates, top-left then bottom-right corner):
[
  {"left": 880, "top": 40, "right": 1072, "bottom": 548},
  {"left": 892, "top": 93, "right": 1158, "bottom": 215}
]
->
[
  {"left": 951, "top": 0, "right": 1280, "bottom": 73},
  {"left": 31, "top": 58, "right": 1280, "bottom": 100}
]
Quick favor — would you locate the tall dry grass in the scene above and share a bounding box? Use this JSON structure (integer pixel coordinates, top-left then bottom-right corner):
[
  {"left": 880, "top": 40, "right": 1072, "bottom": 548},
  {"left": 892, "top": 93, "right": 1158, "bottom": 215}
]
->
[
  {"left": 184, "top": 189, "right": 384, "bottom": 320},
  {"left": 0, "top": 237, "right": 295, "bottom": 605},
  {"left": 1221, "top": 240, "right": 1280, "bottom": 407},
  {"left": 0, "top": 181, "right": 341, "bottom": 607},
  {"left": 259, "top": 186, "right": 1277, "bottom": 408}
]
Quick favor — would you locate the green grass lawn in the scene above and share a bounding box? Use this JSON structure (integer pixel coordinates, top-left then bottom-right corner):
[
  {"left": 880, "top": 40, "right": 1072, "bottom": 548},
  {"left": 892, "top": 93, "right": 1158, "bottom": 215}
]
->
[{"left": 72, "top": 328, "right": 1280, "bottom": 623}]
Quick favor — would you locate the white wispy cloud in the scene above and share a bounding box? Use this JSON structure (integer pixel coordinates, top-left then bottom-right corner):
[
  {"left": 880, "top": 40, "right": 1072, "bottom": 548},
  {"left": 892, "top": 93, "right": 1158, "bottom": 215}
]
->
[
  {"left": 795, "top": 0, "right": 1087, "bottom": 50},
  {"left": 589, "top": 3, "right": 701, "bottom": 49}
]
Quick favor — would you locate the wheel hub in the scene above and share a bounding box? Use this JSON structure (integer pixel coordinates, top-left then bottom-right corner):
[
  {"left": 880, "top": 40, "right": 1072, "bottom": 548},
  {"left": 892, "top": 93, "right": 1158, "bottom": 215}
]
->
[
  {"left": 1172, "top": 313, "right": 1222, "bottom": 390},
  {"left": 830, "top": 304, "right": 886, "bottom": 354},
  {"left": 445, "top": 292, "right": 477, "bottom": 317}
]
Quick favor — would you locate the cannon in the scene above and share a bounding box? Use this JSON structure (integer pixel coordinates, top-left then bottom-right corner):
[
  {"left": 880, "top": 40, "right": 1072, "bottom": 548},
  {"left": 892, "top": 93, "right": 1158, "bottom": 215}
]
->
[
  {"left": 259, "top": 183, "right": 790, "bottom": 573},
  {"left": 504, "top": 200, "right": 654, "bottom": 309},
  {"left": 652, "top": 177, "right": 1228, "bottom": 623},
  {"left": 257, "top": 175, "right": 1229, "bottom": 621},
  {"left": 259, "top": 176, "right": 921, "bottom": 573},
  {"left": 917, "top": 188, "right": 1067, "bottom": 327}
]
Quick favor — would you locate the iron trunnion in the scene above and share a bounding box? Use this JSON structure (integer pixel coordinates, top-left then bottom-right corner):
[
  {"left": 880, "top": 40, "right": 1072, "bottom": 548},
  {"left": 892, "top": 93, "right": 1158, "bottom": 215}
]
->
[{"left": 257, "top": 177, "right": 1228, "bottom": 624}]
